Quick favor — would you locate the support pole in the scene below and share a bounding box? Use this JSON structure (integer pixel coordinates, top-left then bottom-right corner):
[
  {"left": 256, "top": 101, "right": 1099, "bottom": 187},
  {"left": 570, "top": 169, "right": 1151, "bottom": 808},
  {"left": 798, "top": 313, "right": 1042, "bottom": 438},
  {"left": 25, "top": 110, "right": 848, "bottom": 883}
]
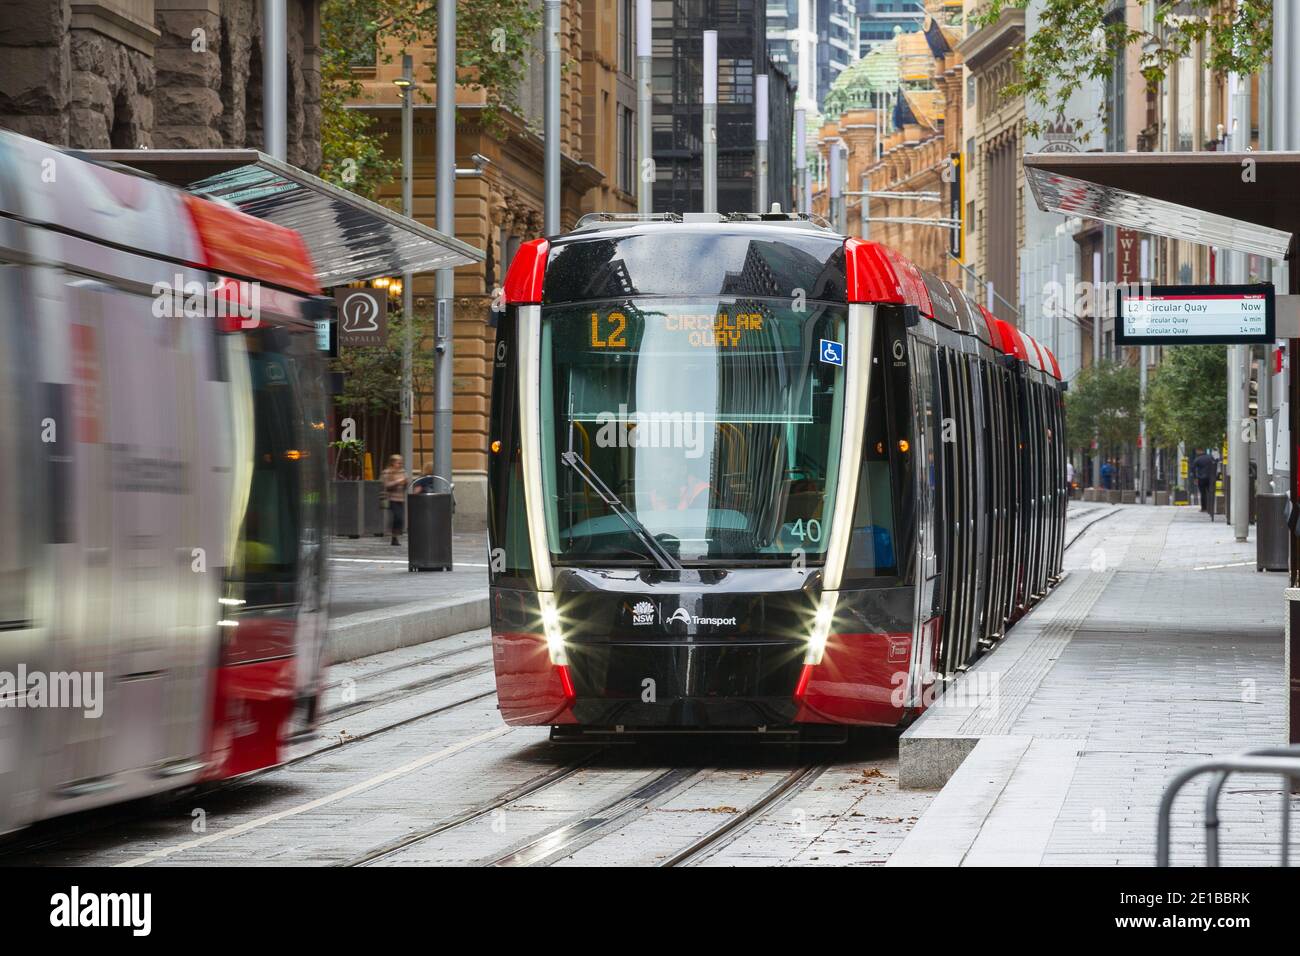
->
[
  {"left": 636, "top": 0, "right": 653, "bottom": 214},
  {"left": 1230, "top": 68, "right": 1250, "bottom": 541},
  {"left": 262, "top": 0, "right": 286, "bottom": 160},
  {"left": 755, "top": 74, "right": 769, "bottom": 212},
  {"left": 795, "top": 108, "right": 807, "bottom": 215},
  {"left": 544, "top": 0, "right": 561, "bottom": 234},
  {"left": 860, "top": 173, "right": 868, "bottom": 239},
  {"left": 434, "top": 0, "right": 457, "bottom": 492},
  {"left": 828, "top": 140, "right": 844, "bottom": 234},
  {"left": 400, "top": 54, "right": 414, "bottom": 476},
  {"left": 702, "top": 30, "right": 718, "bottom": 214},
  {"left": 1093, "top": 248, "right": 1103, "bottom": 490},
  {"left": 1139, "top": 237, "right": 1149, "bottom": 503}
]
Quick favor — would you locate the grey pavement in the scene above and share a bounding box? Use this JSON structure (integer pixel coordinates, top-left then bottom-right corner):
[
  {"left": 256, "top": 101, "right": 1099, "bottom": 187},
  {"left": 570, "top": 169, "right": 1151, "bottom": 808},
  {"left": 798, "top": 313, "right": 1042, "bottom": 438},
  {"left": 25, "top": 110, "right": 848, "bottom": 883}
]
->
[
  {"left": 891, "top": 503, "right": 1291, "bottom": 866},
  {"left": 326, "top": 530, "right": 489, "bottom": 663}
]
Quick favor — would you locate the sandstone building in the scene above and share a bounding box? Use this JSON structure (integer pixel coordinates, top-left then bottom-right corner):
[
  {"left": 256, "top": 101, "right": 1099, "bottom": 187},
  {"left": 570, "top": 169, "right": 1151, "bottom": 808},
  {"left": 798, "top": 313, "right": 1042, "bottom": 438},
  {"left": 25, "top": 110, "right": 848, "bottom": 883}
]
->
[{"left": 0, "top": 0, "right": 322, "bottom": 170}]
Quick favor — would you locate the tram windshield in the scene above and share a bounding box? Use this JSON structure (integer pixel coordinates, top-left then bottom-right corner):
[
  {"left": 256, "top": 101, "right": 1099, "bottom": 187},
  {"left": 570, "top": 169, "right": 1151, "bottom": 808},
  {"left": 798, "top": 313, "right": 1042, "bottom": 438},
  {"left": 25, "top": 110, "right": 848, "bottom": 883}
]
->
[{"left": 540, "top": 297, "right": 847, "bottom": 565}]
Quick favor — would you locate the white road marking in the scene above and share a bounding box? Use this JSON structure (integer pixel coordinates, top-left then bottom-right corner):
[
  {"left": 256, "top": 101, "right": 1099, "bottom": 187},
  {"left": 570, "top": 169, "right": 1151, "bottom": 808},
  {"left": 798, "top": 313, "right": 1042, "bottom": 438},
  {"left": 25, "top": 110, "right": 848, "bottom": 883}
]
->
[{"left": 115, "top": 726, "right": 511, "bottom": 867}]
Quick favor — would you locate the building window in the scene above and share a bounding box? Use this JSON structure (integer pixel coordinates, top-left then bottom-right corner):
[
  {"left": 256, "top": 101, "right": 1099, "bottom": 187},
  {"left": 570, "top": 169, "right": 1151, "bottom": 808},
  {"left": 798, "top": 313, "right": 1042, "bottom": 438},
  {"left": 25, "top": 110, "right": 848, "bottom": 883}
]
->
[
  {"left": 618, "top": 0, "right": 634, "bottom": 75},
  {"left": 617, "top": 106, "right": 635, "bottom": 194}
]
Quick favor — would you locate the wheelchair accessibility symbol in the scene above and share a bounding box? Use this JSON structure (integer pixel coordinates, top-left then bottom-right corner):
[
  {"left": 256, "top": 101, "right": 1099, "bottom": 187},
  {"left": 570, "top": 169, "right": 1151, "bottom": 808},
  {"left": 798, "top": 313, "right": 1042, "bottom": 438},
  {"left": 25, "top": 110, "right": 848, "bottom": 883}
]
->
[{"left": 819, "top": 339, "right": 844, "bottom": 366}]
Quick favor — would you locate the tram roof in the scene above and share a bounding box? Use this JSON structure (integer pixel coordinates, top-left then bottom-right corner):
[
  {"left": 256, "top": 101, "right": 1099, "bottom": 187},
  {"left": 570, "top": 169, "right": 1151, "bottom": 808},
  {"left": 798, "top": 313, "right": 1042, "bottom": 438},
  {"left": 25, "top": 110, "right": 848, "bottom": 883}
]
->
[
  {"left": 505, "top": 222, "right": 1061, "bottom": 380},
  {"left": 80, "top": 148, "right": 484, "bottom": 287}
]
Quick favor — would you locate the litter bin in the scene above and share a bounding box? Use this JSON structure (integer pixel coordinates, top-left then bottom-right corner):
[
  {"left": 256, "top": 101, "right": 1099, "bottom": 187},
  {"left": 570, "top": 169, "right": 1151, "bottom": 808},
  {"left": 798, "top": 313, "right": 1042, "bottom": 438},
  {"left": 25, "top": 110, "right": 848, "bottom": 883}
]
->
[
  {"left": 1256, "top": 492, "right": 1289, "bottom": 572},
  {"left": 407, "top": 476, "right": 454, "bottom": 572}
]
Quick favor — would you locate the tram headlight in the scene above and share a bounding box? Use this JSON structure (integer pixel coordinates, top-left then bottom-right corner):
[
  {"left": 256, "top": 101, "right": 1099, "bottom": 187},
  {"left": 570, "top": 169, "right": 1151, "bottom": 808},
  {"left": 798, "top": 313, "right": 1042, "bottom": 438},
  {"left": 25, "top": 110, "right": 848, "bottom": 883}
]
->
[
  {"left": 538, "top": 592, "right": 567, "bottom": 665},
  {"left": 805, "top": 591, "right": 837, "bottom": 666}
]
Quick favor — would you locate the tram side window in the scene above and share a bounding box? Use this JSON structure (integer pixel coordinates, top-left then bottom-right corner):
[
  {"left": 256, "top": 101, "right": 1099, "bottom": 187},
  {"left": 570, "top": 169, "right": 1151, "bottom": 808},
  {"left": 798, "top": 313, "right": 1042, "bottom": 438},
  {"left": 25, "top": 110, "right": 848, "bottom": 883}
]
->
[
  {"left": 0, "top": 262, "right": 31, "bottom": 627},
  {"left": 844, "top": 333, "right": 898, "bottom": 580},
  {"left": 231, "top": 332, "right": 301, "bottom": 602},
  {"left": 487, "top": 318, "right": 532, "bottom": 579}
]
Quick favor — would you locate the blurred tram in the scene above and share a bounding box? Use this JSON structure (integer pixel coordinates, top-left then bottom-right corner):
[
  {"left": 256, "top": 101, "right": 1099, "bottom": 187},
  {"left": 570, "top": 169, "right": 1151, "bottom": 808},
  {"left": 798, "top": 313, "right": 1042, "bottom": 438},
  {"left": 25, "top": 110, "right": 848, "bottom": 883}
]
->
[
  {"left": 0, "top": 130, "right": 330, "bottom": 833},
  {"left": 488, "top": 212, "right": 1066, "bottom": 733}
]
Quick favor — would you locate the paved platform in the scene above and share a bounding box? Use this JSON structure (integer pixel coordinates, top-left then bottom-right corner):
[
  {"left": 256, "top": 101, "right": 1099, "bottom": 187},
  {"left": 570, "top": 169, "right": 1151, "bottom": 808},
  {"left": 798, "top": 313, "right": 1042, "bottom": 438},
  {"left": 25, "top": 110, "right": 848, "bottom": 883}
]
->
[
  {"left": 326, "top": 530, "right": 489, "bottom": 663},
  {"left": 891, "top": 504, "right": 1292, "bottom": 866}
]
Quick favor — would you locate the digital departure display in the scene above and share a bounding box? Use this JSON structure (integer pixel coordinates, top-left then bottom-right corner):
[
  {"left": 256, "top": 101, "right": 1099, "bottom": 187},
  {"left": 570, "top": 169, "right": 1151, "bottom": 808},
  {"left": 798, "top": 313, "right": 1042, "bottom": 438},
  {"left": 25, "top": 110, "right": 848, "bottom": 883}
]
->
[
  {"left": 589, "top": 308, "right": 767, "bottom": 349},
  {"left": 1115, "top": 283, "right": 1274, "bottom": 345}
]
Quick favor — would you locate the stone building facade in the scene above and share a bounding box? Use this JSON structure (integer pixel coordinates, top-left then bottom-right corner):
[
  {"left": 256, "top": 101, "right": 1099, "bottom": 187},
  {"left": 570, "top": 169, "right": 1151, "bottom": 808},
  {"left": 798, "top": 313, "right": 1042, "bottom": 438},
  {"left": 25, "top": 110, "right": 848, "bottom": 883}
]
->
[
  {"left": 957, "top": 0, "right": 1023, "bottom": 321},
  {"left": 349, "top": 0, "right": 635, "bottom": 527},
  {"left": 811, "top": 2, "right": 962, "bottom": 283},
  {"left": 0, "top": 0, "right": 322, "bottom": 170}
]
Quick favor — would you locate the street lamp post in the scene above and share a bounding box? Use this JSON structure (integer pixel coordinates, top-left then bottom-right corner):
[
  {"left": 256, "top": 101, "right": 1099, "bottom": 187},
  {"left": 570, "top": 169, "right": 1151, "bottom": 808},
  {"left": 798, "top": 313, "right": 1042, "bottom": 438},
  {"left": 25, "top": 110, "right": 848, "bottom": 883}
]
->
[
  {"left": 434, "top": 0, "right": 456, "bottom": 494},
  {"left": 263, "top": 0, "right": 286, "bottom": 160},
  {"left": 755, "top": 75, "right": 769, "bottom": 213},
  {"left": 1228, "top": 69, "right": 1251, "bottom": 541},
  {"left": 636, "top": 0, "right": 653, "bottom": 214},
  {"left": 544, "top": 0, "right": 561, "bottom": 234},
  {"left": 702, "top": 30, "right": 718, "bottom": 214},
  {"left": 396, "top": 57, "right": 414, "bottom": 476},
  {"left": 795, "top": 108, "right": 807, "bottom": 215}
]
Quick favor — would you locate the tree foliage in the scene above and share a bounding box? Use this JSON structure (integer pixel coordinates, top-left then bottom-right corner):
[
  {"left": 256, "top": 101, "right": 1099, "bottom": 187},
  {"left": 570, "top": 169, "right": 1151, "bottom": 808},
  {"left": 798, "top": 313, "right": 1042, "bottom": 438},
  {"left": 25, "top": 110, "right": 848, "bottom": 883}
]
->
[
  {"left": 1066, "top": 360, "right": 1141, "bottom": 450},
  {"left": 332, "top": 310, "right": 436, "bottom": 415},
  {"left": 974, "top": 0, "right": 1272, "bottom": 140},
  {"left": 319, "top": 0, "right": 542, "bottom": 196},
  {"left": 1144, "top": 345, "right": 1227, "bottom": 451}
]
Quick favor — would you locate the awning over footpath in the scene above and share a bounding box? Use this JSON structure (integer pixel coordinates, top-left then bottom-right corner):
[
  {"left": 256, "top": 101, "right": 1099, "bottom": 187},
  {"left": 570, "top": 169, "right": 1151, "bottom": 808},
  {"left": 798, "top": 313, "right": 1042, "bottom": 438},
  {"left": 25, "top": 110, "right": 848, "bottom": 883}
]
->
[
  {"left": 82, "top": 149, "right": 483, "bottom": 287},
  {"left": 1023, "top": 151, "right": 1298, "bottom": 260}
]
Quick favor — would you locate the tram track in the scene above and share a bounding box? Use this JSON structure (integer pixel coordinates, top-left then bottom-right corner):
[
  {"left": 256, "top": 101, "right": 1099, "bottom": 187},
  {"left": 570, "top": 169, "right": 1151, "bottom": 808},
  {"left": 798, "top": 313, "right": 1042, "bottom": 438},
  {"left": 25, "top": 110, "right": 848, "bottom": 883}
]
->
[
  {"left": 342, "top": 752, "right": 602, "bottom": 867},
  {"left": 486, "top": 767, "right": 700, "bottom": 866},
  {"left": 0, "top": 645, "right": 501, "bottom": 863},
  {"left": 451, "top": 761, "right": 828, "bottom": 868},
  {"left": 319, "top": 658, "right": 495, "bottom": 724},
  {"left": 661, "top": 763, "right": 827, "bottom": 867},
  {"left": 1064, "top": 504, "right": 1123, "bottom": 552}
]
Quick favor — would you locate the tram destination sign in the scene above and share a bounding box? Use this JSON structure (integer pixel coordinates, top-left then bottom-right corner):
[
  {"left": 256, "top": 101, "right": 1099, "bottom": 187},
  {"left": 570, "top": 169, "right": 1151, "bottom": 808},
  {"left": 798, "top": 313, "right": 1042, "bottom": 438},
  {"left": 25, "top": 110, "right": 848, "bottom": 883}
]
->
[{"left": 1115, "top": 282, "right": 1274, "bottom": 346}]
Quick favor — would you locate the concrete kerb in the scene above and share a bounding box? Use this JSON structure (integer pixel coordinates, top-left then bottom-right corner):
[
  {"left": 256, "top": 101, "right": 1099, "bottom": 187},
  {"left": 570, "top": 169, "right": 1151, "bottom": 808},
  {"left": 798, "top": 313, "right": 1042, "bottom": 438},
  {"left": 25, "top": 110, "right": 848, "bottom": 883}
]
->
[{"left": 325, "top": 593, "right": 490, "bottom": 665}]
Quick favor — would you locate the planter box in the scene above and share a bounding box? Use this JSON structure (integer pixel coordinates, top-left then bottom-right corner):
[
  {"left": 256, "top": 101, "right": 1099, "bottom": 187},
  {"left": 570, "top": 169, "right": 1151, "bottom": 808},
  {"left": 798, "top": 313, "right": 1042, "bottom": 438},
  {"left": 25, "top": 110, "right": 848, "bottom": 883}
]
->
[
  {"left": 332, "top": 480, "right": 386, "bottom": 537},
  {"left": 1106, "top": 490, "right": 1121, "bottom": 504},
  {"left": 1121, "top": 490, "right": 1136, "bottom": 504},
  {"left": 1155, "top": 491, "right": 1170, "bottom": 506}
]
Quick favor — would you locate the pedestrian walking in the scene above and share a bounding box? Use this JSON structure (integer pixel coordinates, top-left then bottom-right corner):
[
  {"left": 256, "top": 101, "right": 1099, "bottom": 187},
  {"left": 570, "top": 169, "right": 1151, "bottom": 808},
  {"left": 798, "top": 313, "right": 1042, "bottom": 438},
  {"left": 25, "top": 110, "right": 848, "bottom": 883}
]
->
[
  {"left": 1192, "top": 448, "right": 1217, "bottom": 521},
  {"left": 1066, "top": 459, "right": 1075, "bottom": 498},
  {"left": 382, "top": 454, "right": 408, "bottom": 545},
  {"left": 1101, "top": 458, "right": 1115, "bottom": 491}
]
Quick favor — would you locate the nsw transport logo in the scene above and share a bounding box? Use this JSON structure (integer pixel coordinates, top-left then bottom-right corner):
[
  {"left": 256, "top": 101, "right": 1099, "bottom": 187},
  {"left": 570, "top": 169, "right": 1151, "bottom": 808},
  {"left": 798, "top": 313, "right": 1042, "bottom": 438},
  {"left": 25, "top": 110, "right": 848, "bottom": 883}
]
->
[{"left": 631, "top": 600, "right": 656, "bottom": 626}]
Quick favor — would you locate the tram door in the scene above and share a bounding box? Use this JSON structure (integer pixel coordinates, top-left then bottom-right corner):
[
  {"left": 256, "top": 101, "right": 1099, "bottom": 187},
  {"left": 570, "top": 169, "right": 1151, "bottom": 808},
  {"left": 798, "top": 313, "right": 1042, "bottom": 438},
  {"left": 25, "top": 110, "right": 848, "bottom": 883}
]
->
[
  {"left": 909, "top": 337, "right": 941, "bottom": 676},
  {"left": 967, "top": 356, "right": 990, "bottom": 647}
]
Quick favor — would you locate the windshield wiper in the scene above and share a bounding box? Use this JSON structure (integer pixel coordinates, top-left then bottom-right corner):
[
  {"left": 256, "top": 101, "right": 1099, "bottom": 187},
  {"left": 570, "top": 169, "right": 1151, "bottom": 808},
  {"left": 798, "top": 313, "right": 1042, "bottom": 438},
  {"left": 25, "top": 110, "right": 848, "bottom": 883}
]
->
[{"left": 560, "top": 450, "right": 682, "bottom": 571}]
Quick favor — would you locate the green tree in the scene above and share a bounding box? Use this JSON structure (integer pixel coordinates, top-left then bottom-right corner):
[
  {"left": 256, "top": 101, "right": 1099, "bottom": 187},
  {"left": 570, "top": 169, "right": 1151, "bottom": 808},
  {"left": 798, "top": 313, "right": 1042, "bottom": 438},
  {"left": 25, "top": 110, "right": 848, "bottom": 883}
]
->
[
  {"left": 1144, "top": 345, "right": 1227, "bottom": 451},
  {"left": 1066, "top": 360, "right": 1141, "bottom": 452},
  {"left": 975, "top": 1, "right": 1272, "bottom": 140},
  {"left": 319, "top": 0, "right": 542, "bottom": 197}
]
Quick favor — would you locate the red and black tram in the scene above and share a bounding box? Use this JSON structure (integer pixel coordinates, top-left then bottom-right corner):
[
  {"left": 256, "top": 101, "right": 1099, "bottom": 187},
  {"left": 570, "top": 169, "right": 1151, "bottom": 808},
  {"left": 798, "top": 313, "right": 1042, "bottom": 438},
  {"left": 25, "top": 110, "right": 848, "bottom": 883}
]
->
[
  {"left": 0, "top": 130, "right": 330, "bottom": 832},
  {"left": 488, "top": 213, "right": 1065, "bottom": 733}
]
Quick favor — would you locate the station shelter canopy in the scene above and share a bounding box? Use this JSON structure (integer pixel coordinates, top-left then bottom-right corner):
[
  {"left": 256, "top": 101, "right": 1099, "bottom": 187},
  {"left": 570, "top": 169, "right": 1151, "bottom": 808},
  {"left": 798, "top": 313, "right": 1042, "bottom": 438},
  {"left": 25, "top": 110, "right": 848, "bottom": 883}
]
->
[
  {"left": 1023, "top": 151, "right": 1298, "bottom": 261},
  {"left": 83, "top": 149, "right": 483, "bottom": 286}
]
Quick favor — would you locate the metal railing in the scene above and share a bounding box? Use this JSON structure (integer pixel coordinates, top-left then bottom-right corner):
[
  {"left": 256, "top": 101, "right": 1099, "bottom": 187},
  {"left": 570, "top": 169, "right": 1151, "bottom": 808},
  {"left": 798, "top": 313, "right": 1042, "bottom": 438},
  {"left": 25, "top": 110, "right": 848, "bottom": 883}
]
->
[{"left": 1156, "top": 746, "right": 1300, "bottom": 866}]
